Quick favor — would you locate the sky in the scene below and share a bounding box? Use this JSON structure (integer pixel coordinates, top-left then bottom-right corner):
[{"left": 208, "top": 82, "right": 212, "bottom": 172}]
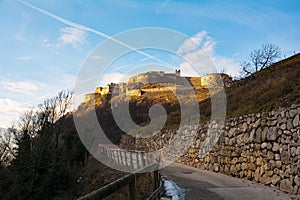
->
[{"left": 0, "top": 0, "right": 299, "bottom": 128}]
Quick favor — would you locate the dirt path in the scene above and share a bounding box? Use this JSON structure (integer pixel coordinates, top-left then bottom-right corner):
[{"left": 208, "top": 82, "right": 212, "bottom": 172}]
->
[{"left": 161, "top": 162, "right": 299, "bottom": 200}]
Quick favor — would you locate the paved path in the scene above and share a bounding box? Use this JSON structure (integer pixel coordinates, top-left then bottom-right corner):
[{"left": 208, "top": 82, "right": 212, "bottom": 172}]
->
[{"left": 161, "top": 162, "right": 299, "bottom": 200}]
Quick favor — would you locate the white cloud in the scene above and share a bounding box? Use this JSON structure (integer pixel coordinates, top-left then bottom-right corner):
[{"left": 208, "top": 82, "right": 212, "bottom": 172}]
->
[
  {"left": 0, "top": 98, "right": 31, "bottom": 128},
  {"left": 0, "top": 98, "right": 28, "bottom": 114},
  {"left": 177, "top": 31, "right": 240, "bottom": 77},
  {"left": 59, "top": 27, "right": 87, "bottom": 47},
  {"left": 177, "top": 31, "right": 208, "bottom": 55},
  {"left": 99, "top": 72, "right": 130, "bottom": 86},
  {"left": 1, "top": 80, "right": 39, "bottom": 95},
  {"left": 211, "top": 56, "right": 241, "bottom": 76}
]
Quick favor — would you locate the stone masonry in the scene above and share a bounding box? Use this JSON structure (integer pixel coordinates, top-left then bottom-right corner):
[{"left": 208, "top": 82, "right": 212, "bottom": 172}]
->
[
  {"left": 178, "top": 104, "right": 300, "bottom": 195},
  {"left": 128, "top": 104, "right": 300, "bottom": 195}
]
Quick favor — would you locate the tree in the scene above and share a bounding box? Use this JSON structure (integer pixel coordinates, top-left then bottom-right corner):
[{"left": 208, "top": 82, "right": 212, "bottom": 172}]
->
[
  {"left": 1, "top": 90, "right": 75, "bottom": 200},
  {"left": 0, "top": 129, "right": 15, "bottom": 166},
  {"left": 241, "top": 43, "right": 281, "bottom": 77}
]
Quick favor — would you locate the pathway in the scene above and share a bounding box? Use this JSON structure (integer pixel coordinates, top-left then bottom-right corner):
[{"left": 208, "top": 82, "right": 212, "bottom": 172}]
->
[{"left": 161, "top": 162, "right": 299, "bottom": 200}]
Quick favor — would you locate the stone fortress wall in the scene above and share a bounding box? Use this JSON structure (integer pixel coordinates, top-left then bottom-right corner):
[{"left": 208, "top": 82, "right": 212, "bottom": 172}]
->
[
  {"left": 84, "top": 70, "right": 231, "bottom": 103},
  {"left": 132, "top": 104, "right": 300, "bottom": 195}
]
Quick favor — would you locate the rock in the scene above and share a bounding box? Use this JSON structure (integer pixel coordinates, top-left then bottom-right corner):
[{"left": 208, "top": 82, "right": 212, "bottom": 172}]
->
[
  {"left": 290, "top": 163, "right": 298, "bottom": 175},
  {"left": 249, "top": 129, "right": 255, "bottom": 142},
  {"left": 282, "top": 145, "right": 288, "bottom": 151},
  {"left": 247, "top": 117, "right": 251, "bottom": 124},
  {"left": 291, "top": 147, "right": 296, "bottom": 156},
  {"left": 289, "top": 109, "right": 297, "bottom": 118},
  {"left": 254, "top": 168, "right": 260, "bottom": 182},
  {"left": 293, "top": 114, "right": 299, "bottom": 127},
  {"left": 280, "top": 110, "right": 285, "bottom": 117},
  {"left": 280, "top": 179, "right": 293, "bottom": 193},
  {"left": 241, "top": 122, "right": 247, "bottom": 132},
  {"left": 267, "top": 151, "right": 275, "bottom": 160},
  {"left": 272, "top": 143, "right": 280, "bottom": 152},
  {"left": 228, "top": 128, "right": 236, "bottom": 138},
  {"left": 271, "top": 175, "right": 281, "bottom": 185},
  {"left": 293, "top": 186, "right": 298, "bottom": 195},
  {"left": 275, "top": 161, "right": 282, "bottom": 168},
  {"left": 254, "top": 119, "right": 261, "bottom": 128},
  {"left": 256, "top": 157, "right": 263, "bottom": 166},
  {"left": 262, "top": 127, "right": 268, "bottom": 142},
  {"left": 261, "top": 142, "right": 267, "bottom": 149},
  {"left": 267, "top": 127, "right": 278, "bottom": 141},
  {"left": 271, "top": 120, "right": 277, "bottom": 126},
  {"left": 236, "top": 134, "right": 243, "bottom": 145},
  {"left": 280, "top": 123, "right": 286, "bottom": 130},
  {"left": 281, "top": 151, "right": 290, "bottom": 164},
  {"left": 254, "top": 128, "right": 262, "bottom": 143},
  {"left": 295, "top": 175, "right": 300, "bottom": 186},
  {"left": 267, "top": 143, "right": 272, "bottom": 150},
  {"left": 260, "top": 174, "right": 271, "bottom": 185},
  {"left": 296, "top": 147, "right": 300, "bottom": 155},
  {"left": 287, "top": 120, "right": 293, "bottom": 130}
]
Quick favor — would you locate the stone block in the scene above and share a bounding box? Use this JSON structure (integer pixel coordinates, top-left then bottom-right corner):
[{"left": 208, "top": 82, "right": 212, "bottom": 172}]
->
[
  {"left": 267, "top": 127, "right": 277, "bottom": 141},
  {"left": 271, "top": 175, "right": 281, "bottom": 185},
  {"left": 293, "top": 114, "right": 299, "bottom": 127},
  {"left": 260, "top": 174, "right": 271, "bottom": 185},
  {"left": 281, "top": 151, "right": 290, "bottom": 164},
  {"left": 280, "top": 179, "right": 293, "bottom": 193},
  {"left": 272, "top": 143, "right": 280, "bottom": 152}
]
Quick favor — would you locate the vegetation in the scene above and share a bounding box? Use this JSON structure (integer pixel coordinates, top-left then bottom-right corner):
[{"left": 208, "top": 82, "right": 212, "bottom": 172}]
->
[
  {"left": 240, "top": 43, "right": 281, "bottom": 77},
  {"left": 200, "top": 53, "right": 300, "bottom": 118},
  {"left": 0, "top": 90, "right": 155, "bottom": 199}
]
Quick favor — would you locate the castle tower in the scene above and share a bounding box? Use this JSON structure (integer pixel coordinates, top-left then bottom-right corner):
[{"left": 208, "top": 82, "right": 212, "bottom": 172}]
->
[{"left": 175, "top": 69, "right": 181, "bottom": 76}]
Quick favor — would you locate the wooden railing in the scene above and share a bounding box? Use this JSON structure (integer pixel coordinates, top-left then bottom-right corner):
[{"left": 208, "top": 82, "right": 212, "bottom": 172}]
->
[{"left": 77, "top": 145, "right": 164, "bottom": 200}]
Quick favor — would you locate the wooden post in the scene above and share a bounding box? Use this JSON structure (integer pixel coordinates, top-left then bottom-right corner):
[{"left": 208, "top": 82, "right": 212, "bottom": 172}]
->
[
  {"left": 128, "top": 175, "right": 137, "bottom": 200},
  {"left": 153, "top": 170, "right": 159, "bottom": 190}
]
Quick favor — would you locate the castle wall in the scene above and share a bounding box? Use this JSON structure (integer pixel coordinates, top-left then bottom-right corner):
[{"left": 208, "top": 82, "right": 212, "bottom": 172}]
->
[{"left": 84, "top": 93, "right": 102, "bottom": 103}]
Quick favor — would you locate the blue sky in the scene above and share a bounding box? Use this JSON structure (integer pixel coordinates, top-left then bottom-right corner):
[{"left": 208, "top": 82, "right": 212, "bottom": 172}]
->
[{"left": 0, "top": 0, "right": 299, "bottom": 128}]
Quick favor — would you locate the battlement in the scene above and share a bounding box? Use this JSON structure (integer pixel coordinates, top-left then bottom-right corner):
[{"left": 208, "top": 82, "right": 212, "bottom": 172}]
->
[{"left": 83, "top": 69, "right": 232, "bottom": 103}]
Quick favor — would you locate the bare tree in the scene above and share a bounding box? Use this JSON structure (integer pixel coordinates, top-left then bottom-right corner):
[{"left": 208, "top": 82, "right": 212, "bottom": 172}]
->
[
  {"left": 241, "top": 43, "right": 281, "bottom": 77},
  {"left": 0, "top": 129, "right": 15, "bottom": 166},
  {"left": 38, "top": 90, "right": 73, "bottom": 125}
]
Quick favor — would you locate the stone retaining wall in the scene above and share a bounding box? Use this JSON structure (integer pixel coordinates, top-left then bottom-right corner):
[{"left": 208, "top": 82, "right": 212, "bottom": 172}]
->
[
  {"left": 126, "top": 104, "right": 300, "bottom": 194},
  {"left": 178, "top": 104, "right": 300, "bottom": 195}
]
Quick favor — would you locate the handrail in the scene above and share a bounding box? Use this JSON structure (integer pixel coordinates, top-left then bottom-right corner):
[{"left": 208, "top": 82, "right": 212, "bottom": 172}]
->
[
  {"left": 77, "top": 162, "right": 162, "bottom": 200},
  {"left": 146, "top": 185, "right": 164, "bottom": 200}
]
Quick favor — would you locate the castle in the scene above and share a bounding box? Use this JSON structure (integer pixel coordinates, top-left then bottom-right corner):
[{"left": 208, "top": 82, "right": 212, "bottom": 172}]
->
[{"left": 84, "top": 70, "right": 231, "bottom": 103}]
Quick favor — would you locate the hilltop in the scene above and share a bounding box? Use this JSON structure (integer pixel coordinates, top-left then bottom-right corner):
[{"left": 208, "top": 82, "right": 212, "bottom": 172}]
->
[
  {"left": 79, "top": 53, "right": 300, "bottom": 126},
  {"left": 226, "top": 53, "right": 300, "bottom": 117}
]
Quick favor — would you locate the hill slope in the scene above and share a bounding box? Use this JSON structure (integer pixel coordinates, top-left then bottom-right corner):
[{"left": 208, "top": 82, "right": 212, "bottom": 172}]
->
[{"left": 225, "top": 53, "right": 300, "bottom": 117}]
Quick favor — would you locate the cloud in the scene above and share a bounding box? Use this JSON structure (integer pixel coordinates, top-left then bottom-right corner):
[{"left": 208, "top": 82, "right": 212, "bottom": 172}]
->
[
  {"left": 99, "top": 72, "right": 130, "bottom": 86},
  {"left": 1, "top": 80, "right": 39, "bottom": 95},
  {"left": 211, "top": 56, "right": 241, "bottom": 76},
  {"left": 177, "top": 31, "right": 240, "bottom": 77},
  {"left": 18, "top": 0, "right": 172, "bottom": 67},
  {"left": 156, "top": 0, "right": 170, "bottom": 13},
  {"left": 59, "top": 27, "right": 87, "bottom": 47},
  {"left": 0, "top": 98, "right": 31, "bottom": 128},
  {"left": 0, "top": 98, "right": 28, "bottom": 114}
]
